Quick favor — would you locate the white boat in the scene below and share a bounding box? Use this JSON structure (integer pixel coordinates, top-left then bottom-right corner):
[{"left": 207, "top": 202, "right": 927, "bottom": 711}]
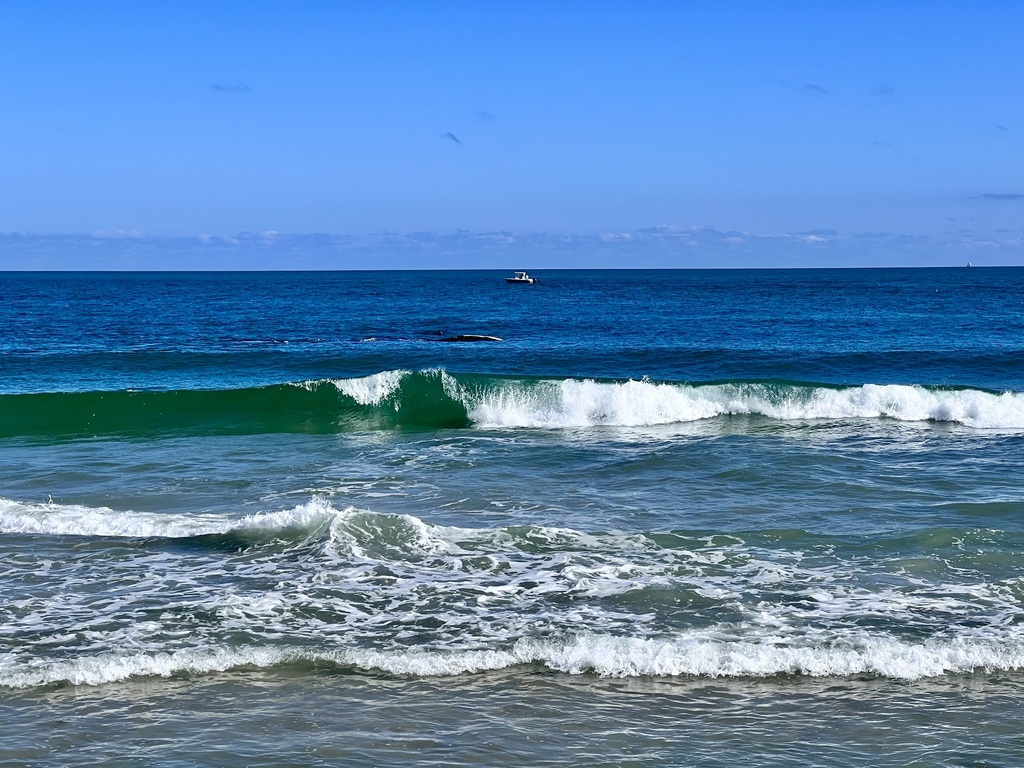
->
[{"left": 505, "top": 271, "right": 538, "bottom": 284}]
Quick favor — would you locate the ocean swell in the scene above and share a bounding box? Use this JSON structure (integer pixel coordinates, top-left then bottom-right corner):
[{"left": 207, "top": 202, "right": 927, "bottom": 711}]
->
[{"left": 2, "top": 370, "right": 1022, "bottom": 438}]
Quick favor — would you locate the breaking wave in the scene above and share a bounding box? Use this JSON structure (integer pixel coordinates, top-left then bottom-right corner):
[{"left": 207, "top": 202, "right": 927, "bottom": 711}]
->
[
  {"left": 4, "top": 633, "right": 1024, "bottom": 689},
  {"left": 0, "top": 496, "right": 341, "bottom": 539},
  {"left": 4, "top": 496, "right": 1024, "bottom": 689},
  {"left": 465, "top": 377, "right": 1024, "bottom": 430},
  {"left": 3, "top": 370, "right": 1022, "bottom": 438}
]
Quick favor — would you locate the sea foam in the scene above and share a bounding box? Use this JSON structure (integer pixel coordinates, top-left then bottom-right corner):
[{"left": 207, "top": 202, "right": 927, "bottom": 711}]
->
[
  {"left": 4, "top": 632, "right": 1023, "bottom": 689},
  {"left": 0, "top": 496, "right": 343, "bottom": 539},
  {"left": 331, "top": 369, "right": 409, "bottom": 405}
]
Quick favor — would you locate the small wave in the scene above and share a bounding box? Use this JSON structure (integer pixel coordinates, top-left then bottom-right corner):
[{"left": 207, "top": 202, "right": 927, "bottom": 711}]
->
[
  {"left": 511, "top": 633, "right": 1024, "bottom": 680},
  {"left": 0, "top": 646, "right": 302, "bottom": 689},
  {"left": 4, "top": 633, "right": 1023, "bottom": 689},
  {"left": 0, "top": 497, "right": 342, "bottom": 539},
  {"left": 346, "top": 633, "right": 1024, "bottom": 680},
  {"left": 0, "top": 495, "right": 476, "bottom": 555}
]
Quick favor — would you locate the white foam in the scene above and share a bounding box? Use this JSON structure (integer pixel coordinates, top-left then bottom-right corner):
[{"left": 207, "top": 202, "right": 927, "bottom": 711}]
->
[
  {"left": 294, "top": 371, "right": 1024, "bottom": 429},
  {"left": 234, "top": 497, "right": 341, "bottom": 533},
  {"left": 4, "top": 632, "right": 1023, "bottom": 688},
  {"left": 513, "top": 633, "right": 1024, "bottom": 679},
  {"left": 0, "top": 646, "right": 301, "bottom": 688},
  {"left": 6, "top": 496, "right": 1022, "bottom": 690},
  {"left": 317, "top": 632, "right": 1024, "bottom": 680},
  {"left": 330, "top": 370, "right": 409, "bottom": 405},
  {"left": 467, "top": 380, "right": 1024, "bottom": 430},
  {"left": 0, "top": 496, "right": 343, "bottom": 539}
]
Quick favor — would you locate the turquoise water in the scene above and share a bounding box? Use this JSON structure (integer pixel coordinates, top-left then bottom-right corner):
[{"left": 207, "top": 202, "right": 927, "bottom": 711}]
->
[{"left": 2, "top": 269, "right": 1023, "bottom": 766}]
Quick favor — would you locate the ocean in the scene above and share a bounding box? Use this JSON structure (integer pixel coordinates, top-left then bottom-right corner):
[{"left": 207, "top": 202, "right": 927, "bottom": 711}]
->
[{"left": 1, "top": 268, "right": 1023, "bottom": 766}]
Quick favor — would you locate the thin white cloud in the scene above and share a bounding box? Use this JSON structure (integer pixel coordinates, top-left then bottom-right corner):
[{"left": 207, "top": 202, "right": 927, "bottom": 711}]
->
[{"left": 1, "top": 227, "right": 1021, "bottom": 270}]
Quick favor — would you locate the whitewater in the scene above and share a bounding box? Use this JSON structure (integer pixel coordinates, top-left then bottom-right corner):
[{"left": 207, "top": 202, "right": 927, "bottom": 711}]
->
[
  {"left": 332, "top": 369, "right": 1024, "bottom": 429},
  {"left": 2, "top": 268, "right": 1024, "bottom": 767}
]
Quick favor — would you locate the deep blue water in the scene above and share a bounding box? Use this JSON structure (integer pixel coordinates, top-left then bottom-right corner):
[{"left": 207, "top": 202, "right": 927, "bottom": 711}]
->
[{"left": 4, "top": 268, "right": 1024, "bottom": 392}]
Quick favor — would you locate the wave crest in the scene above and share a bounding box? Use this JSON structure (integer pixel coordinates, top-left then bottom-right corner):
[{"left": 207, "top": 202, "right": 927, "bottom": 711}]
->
[
  {"left": 0, "top": 496, "right": 343, "bottom": 539},
  {"left": 2, "top": 372, "right": 1022, "bottom": 437},
  {"left": 5, "top": 633, "right": 1023, "bottom": 689},
  {"left": 468, "top": 378, "right": 1024, "bottom": 430}
]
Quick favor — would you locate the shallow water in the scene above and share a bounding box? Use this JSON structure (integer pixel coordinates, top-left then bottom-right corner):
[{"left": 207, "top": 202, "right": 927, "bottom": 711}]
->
[{"left": 5, "top": 672, "right": 1024, "bottom": 767}]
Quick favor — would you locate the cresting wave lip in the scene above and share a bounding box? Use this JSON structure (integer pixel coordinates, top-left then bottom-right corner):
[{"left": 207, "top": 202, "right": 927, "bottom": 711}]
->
[
  {"left": 464, "top": 377, "right": 1024, "bottom": 430},
  {"left": 1, "top": 370, "right": 1023, "bottom": 438},
  {"left": 4, "top": 633, "right": 1024, "bottom": 689}
]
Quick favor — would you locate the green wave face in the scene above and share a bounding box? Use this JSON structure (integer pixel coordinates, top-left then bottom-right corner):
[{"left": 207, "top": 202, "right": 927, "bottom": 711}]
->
[
  {"left": 0, "top": 371, "right": 471, "bottom": 439},
  {"left": 2, "top": 370, "right": 1021, "bottom": 439}
]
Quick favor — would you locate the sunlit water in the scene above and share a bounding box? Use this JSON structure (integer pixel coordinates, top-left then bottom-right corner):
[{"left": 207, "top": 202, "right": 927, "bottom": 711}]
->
[{"left": 2, "top": 269, "right": 1023, "bottom": 765}]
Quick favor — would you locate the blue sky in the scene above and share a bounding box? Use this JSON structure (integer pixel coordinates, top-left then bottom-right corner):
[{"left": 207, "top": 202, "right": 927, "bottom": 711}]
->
[{"left": 2, "top": 0, "right": 1022, "bottom": 268}]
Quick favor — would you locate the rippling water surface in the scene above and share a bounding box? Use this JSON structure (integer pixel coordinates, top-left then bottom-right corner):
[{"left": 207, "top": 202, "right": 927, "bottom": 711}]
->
[{"left": 2, "top": 268, "right": 1023, "bottom": 766}]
